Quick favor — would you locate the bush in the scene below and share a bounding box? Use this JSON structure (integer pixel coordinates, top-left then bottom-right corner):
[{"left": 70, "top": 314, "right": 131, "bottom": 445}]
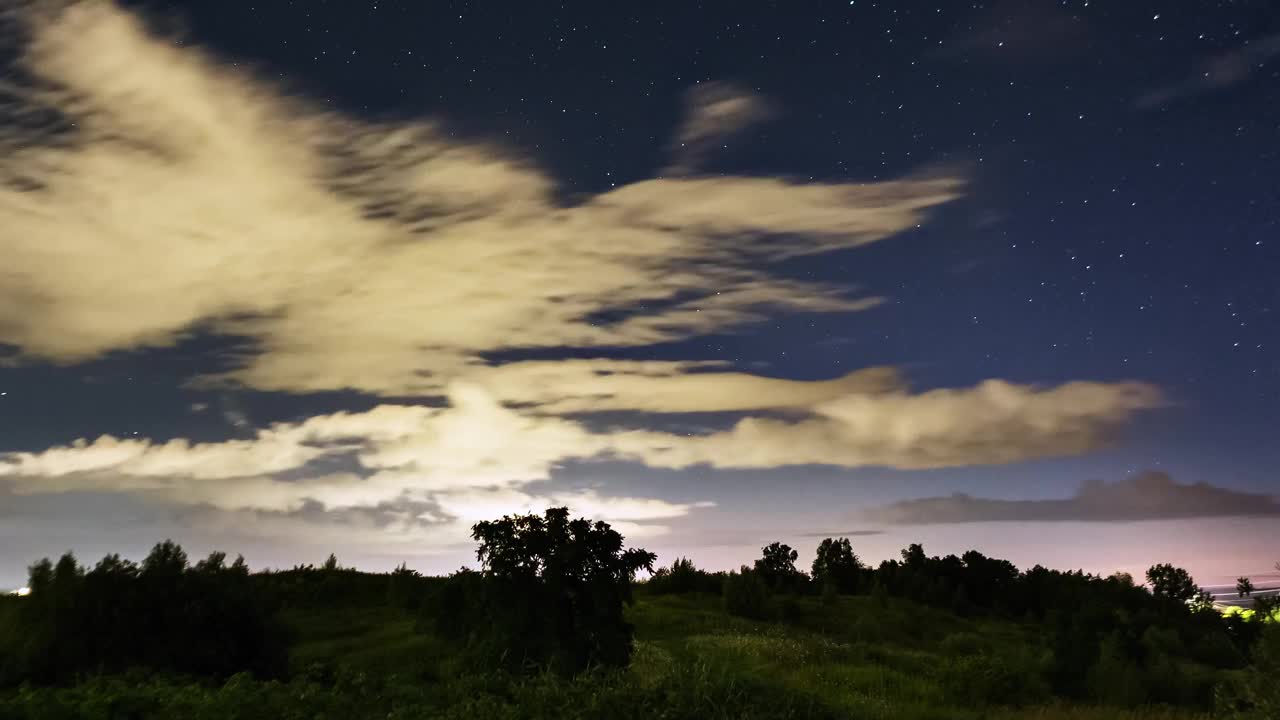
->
[
  {"left": 1216, "top": 623, "right": 1280, "bottom": 718},
  {"left": 386, "top": 563, "right": 428, "bottom": 611},
  {"left": 723, "top": 569, "right": 772, "bottom": 621},
  {"left": 645, "top": 557, "right": 724, "bottom": 595},
  {"left": 1086, "top": 635, "right": 1149, "bottom": 707},
  {"left": 939, "top": 632, "right": 984, "bottom": 656},
  {"left": 941, "top": 653, "right": 1049, "bottom": 707}
]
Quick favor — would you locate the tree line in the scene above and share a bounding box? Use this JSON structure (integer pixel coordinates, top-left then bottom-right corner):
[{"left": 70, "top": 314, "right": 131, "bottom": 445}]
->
[{"left": 0, "top": 508, "right": 1276, "bottom": 715}]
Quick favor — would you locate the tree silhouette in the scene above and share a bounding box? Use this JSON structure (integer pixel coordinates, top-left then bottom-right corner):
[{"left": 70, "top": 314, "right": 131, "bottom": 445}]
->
[
  {"left": 648, "top": 557, "right": 723, "bottom": 595},
  {"left": 1236, "top": 577, "right": 1255, "bottom": 599},
  {"left": 1146, "top": 564, "right": 1200, "bottom": 603},
  {"left": 0, "top": 541, "right": 287, "bottom": 686},
  {"left": 432, "top": 507, "right": 655, "bottom": 675},
  {"left": 901, "top": 542, "right": 927, "bottom": 569},
  {"left": 754, "top": 542, "right": 806, "bottom": 592},
  {"left": 811, "top": 538, "right": 863, "bottom": 594},
  {"left": 322, "top": 553, "right": 339, "bottom": 572}
]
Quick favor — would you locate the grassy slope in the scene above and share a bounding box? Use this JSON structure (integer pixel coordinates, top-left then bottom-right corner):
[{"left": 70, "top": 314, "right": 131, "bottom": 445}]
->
[{"left": 277, "top": 591, "right": 1211, "bottom": 720}]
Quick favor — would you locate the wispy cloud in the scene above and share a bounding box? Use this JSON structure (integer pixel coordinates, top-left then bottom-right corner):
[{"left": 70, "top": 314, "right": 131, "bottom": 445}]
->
[
  {"left": 1136, "top": 33, "right": 1280, "bottom": 109},
  {"left": 796, "top": 529, "right": 884, "bottom": 538},
  {"left": 865, "top": 471, "right": 1280, "bottom": 525},
  {"left": 615, "top": 380, "right": 1161, "bottom": 470},
  {"left": 666, "top": 82, "right": 772, "bottom": 174},
  {"left": 0, "top": 2, "right": 958, "bottom": 397}
]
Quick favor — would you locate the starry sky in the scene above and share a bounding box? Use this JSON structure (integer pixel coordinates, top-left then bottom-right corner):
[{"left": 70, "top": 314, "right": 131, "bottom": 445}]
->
[{"left": 1, "top": 0, "right": 1278, "bottom": 590}]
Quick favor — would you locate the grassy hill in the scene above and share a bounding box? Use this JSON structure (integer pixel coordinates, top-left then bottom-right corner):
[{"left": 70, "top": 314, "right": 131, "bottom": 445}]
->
[
  {"left": 4, "top": 582, "right": 1226, "bottom": 720},
  {"left": 280, "top": 588, "right": 1220, "bottom": 719}
]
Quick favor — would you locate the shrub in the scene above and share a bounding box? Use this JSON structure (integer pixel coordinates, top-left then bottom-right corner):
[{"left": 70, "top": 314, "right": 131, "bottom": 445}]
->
[
  {"left": 646, "top": 557, "right": 723, "bottom": 595},
  {"left": 941, "top": 653, "right": 1049, "bottom": 706},
  {"left": 939, "top": 631, "right": 984, "bottom": 656},
  {"left": 386, "top": 563, "right": 427, "bottom": 611},
  {"left": 1086, "top": 635, "right": 1149, "bottom": 707},
  {"left": 723, "top": 568, "right": 773, "bottom": 621},
  {"left": 1215, "top": 623, "right": 1280, "bottom": 718}
]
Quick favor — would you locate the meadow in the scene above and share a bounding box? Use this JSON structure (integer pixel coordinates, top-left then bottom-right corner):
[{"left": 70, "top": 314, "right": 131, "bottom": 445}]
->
[{"left": 1, "top": 574, "right": 1270, "bottom": 720}]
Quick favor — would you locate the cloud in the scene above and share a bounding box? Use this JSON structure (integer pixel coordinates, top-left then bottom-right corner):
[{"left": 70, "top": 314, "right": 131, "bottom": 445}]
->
[
  {"left": 938, "top": 1, "right": 1090, "bottom": 65},
  {"left": 1136, "top": 33, "right": 1280, "bottom": 109},
  {"left": 796, "top": 529, "right": 884, "bottom": 538},
  {"left": 0, "top": 388, "right": 605, "bottom": 511},
  {"left": 867, "top": 471, "right": 1280, "bottom": 525},
  {"left": 615, "top": 379, "right": 1162, "bottom": 470},
  {"left": 1, "top": 379, "right": 1162, "bottom": 522},
  {"left": 468, "top": 360, "right": 905, "bottom": 413},
  {"left": 667, "top": 82, "right": 772, "bottom": 173},
  {"left": 0, "top": 2, "right": 959, "bottom": 397},
  {"left": 0, "top": 3, "right": 1171, "bottom": 542},
  {"left": 0, "top": 384, "right": 709, "bottom": 537}
]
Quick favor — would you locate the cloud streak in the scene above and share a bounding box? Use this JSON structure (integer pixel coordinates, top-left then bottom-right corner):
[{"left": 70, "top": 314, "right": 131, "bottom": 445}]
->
[
  {"left": 1136, "top": 33, "right": 1280, "bottom": 109},
  {"left": 617, "top": 379, "right": 1162, "bottom": 470},
  {"left": 666, "top": 82, "right": 772, "bottom": 173},
  {"left": 866, "top": 471, "right": 1280, "bottom": 525}
]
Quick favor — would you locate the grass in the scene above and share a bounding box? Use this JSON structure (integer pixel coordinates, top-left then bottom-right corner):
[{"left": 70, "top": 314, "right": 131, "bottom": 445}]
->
[
  {"left": 0, "top": 590, "right": 1221, "bottom": 719},
  {"left": 276, "top": 591, "right": 1211, "bottom": 719}
]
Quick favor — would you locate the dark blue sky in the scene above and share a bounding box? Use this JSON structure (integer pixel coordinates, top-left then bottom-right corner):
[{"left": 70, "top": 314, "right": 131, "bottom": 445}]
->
[{"left": 1, "top": 0, "right": 1277, "bottom": 588}]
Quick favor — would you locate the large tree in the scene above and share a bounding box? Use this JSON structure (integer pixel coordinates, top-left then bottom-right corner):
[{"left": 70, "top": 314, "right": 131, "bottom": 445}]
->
[
  {"left": 1237, "top": 577, "right": 1255, "bottom": 599},
  {"left": 754, "top": 542, "right": 807, "bottom": 593},
  {"left": 438, "top": 507, "right": 655, "bottom": 675},
  {"left": 811, "top": 538, "right": 863, "bottom": 594},
  {"left": 1146, "top": 563, "right": 1201, "bottom": 603}
]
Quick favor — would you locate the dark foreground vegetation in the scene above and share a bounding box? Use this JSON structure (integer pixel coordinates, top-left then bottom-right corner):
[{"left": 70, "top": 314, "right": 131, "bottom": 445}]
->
[{"left": 1, "top": 508, "right": 1276, "bottom": 719}]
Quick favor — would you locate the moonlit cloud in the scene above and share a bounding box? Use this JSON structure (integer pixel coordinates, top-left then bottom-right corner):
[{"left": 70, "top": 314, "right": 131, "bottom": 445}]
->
[
  {"left": 0, "top": 386, "right": 609, "bottom": 511},
  {"left": 615, "top": 379, "right": 1162, "bottom": 470},
  {"left": 0, "top": 1, "right": 958, "bottom": 397},
  {"left": 0, "top": 2, "right": 1171, "bottom": 546},
  {"left": 667, "top": 82, "right": 772, "bottom": 173},
  {"left": 867, "top": 471, "right": 1280, "bottom": 524},
  {"left": 467, "top": 360, "right": 906, "bottom": 413},
  {"left": 1136, "top": 33, "right": 1280, "bottom": 109}
]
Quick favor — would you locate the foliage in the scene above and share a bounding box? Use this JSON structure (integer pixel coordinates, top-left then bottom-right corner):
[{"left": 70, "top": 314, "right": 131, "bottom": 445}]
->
[
  {"left": 1145, "top": 564, "right": 1200, "bottom": 603},
  {"left": 941, "top": 652, "right": 1049, "bottom": 707},
  {"left": 1215, "top": 623, "right": 1280, "bottom": 718},
  {"left": 723, "top": 568, "right": 773, "bottom": 620},
  {"left": 0, "top": 529, "right": 1269, "bottom": 719},
  {"left": 386, "top": 563, "right": 427, "bottom": 611},
  {"left": 0, "top": 542, "right": 288, "bottom": 687},
  {"left": 430, "top": 507, "right": 655, "bottom": 675},
  {"left": 753, "top": 542, "right": 808, "bottom": 593},
  {"left": 645, "top": 557, "right": 725, "bottom": 595},
  {"left": 810, "top": 538, "right": 864, "bottom": 594},
  {"left": 1234, "top": 576, "right": 1253, "bottom": 598}
]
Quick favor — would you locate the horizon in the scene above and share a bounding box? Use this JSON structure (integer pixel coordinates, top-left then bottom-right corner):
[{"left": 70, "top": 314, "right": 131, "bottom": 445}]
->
[
  {"left": 4, "top": 526, "right": 1279, "bottom": 593},
  {"left": 2, "top": 1, "right": 1278, "bottom": 589}
]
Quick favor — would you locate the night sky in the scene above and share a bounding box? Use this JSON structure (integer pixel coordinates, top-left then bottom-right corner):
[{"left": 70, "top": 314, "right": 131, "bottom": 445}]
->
[{"left": 1, "top": 0, "right": 1278, "bottom": 590}]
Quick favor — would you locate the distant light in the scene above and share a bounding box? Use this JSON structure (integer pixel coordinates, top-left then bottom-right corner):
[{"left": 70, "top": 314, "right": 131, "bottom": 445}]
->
[{"left": 10, "top": 587, "right": 30, "bottom": 597}]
